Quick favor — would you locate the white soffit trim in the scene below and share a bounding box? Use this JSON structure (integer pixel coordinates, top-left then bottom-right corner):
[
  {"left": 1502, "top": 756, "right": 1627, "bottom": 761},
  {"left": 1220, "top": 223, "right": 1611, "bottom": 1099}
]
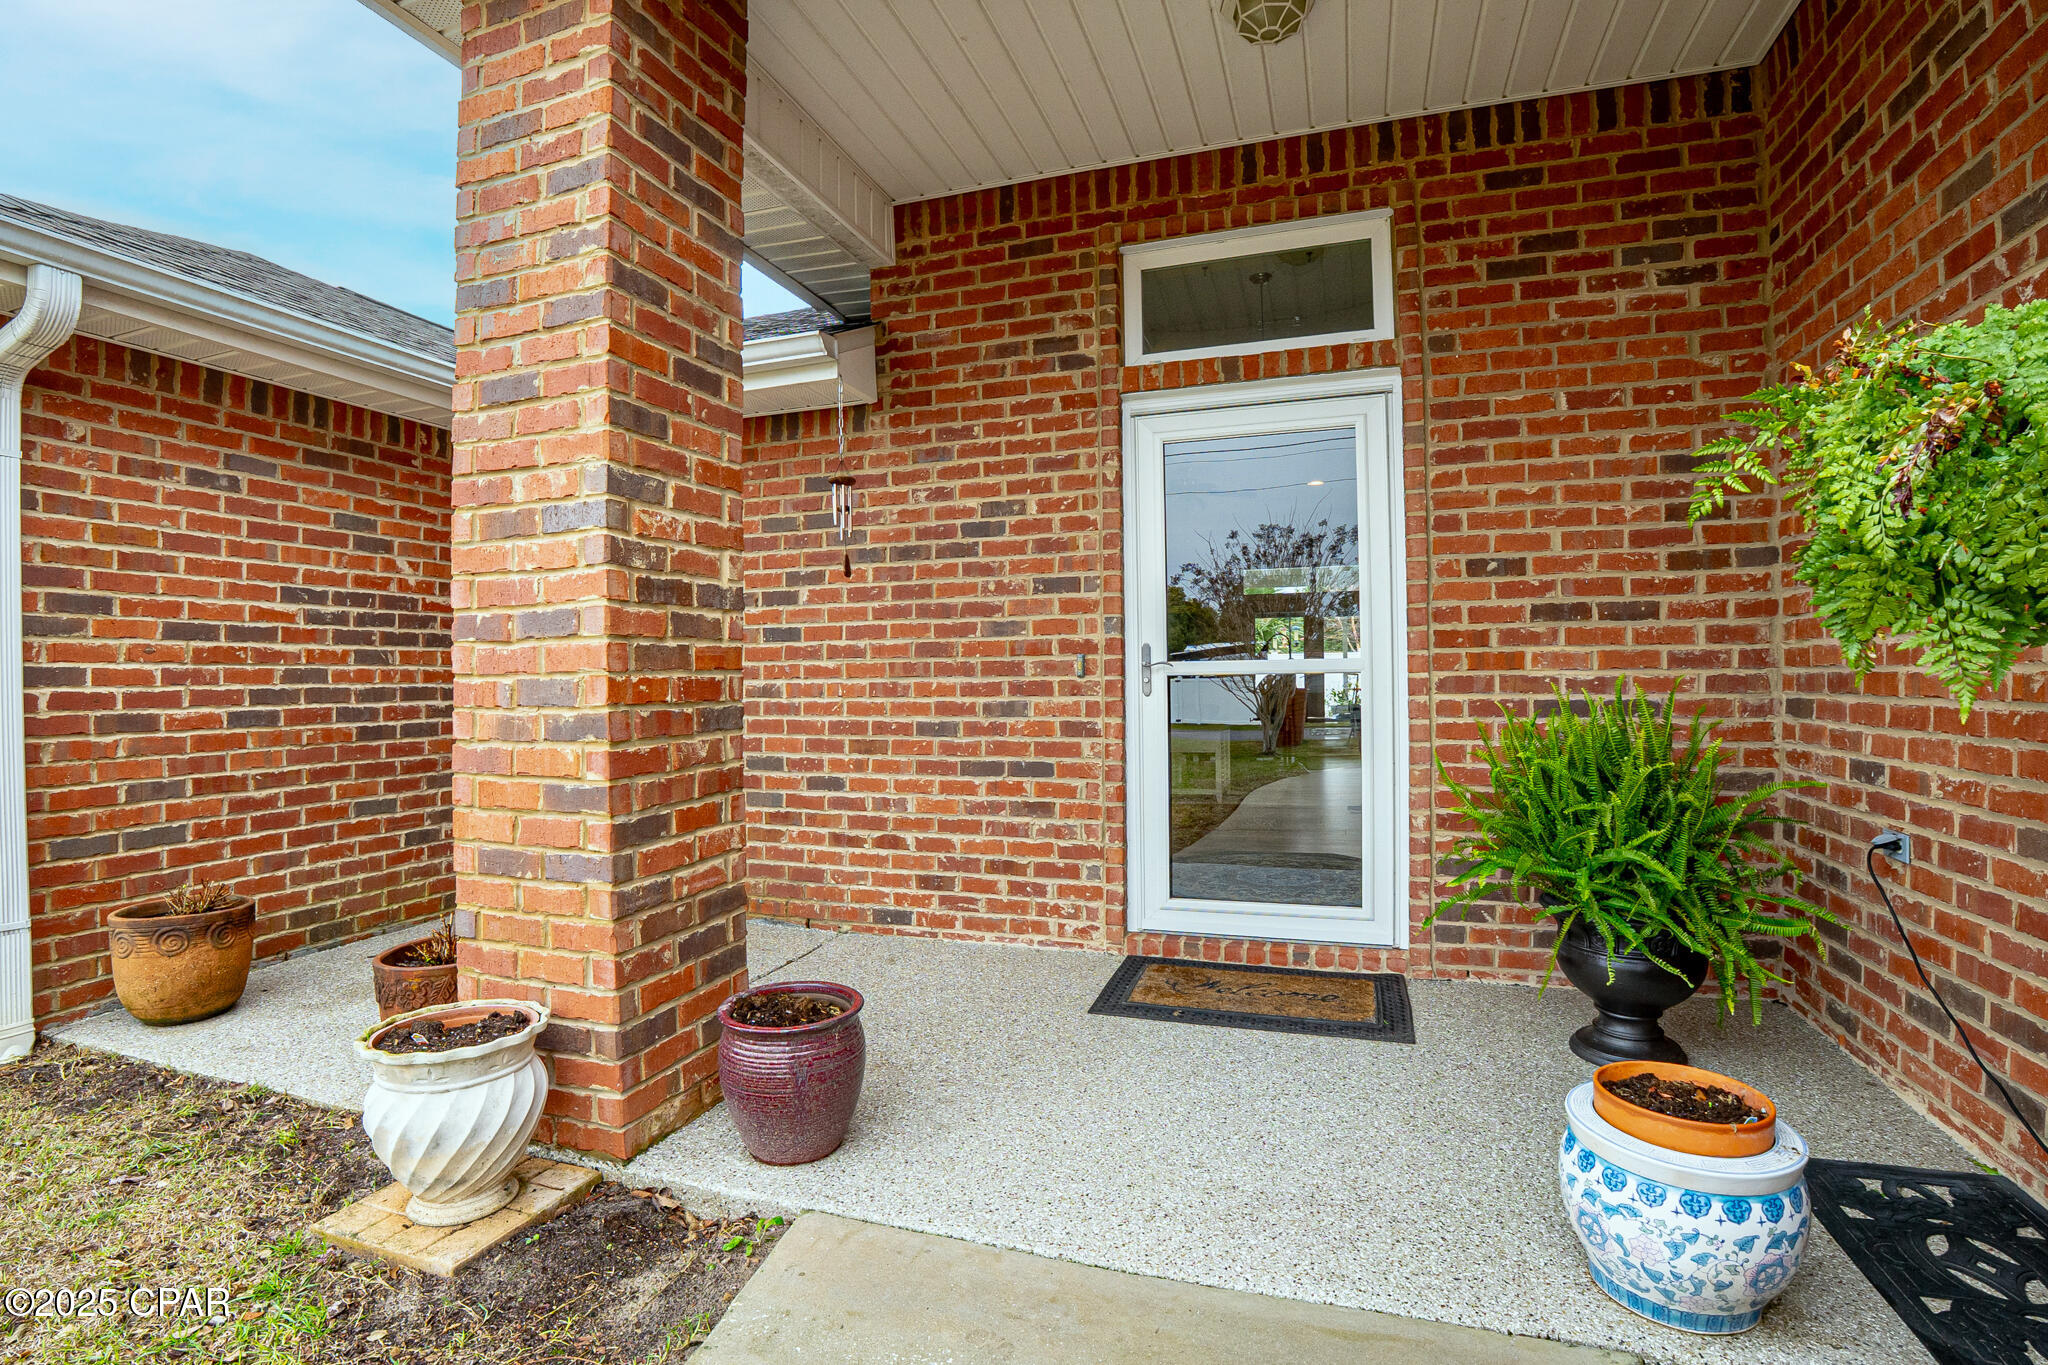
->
[
  {"left": 743, "top": 325, "right": 878, "bottom": 417},
  {"left": 744, "top": 172, "right": 878, "bottom": 319},
  {"left": 0, "top": 225, "right": 452, "bottom": 425},
  {"left": 0, "top": 264, "right": 81, "bottom": 1060},
  {"left": 749, "top": 0, "right": 1798, "bottom": 203},
  {"left": 354, "top": 0, "right": 459, "bottom": 61},
  {"left": 746, "top": 62, "right": 895, "bottom": 272}
]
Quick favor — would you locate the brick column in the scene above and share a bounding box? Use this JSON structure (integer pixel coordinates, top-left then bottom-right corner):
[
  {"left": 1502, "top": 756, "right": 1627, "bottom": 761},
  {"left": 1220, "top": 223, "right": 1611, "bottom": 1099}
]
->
[{"left": 452, "top": 0, "right": 748, "bottom": 1160}]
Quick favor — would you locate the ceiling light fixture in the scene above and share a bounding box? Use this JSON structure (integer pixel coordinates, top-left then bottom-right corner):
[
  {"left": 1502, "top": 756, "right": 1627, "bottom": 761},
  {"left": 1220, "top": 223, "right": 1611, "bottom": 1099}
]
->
[
  {"left": 1225, "top": 0, "right": 1313, "bottom": 45},
  {"left": 1306, "top": 480, "right": 1325, "bottom": 487}
]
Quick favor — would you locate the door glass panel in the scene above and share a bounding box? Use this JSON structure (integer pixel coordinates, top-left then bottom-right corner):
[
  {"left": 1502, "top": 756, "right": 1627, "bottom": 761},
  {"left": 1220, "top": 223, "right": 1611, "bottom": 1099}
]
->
[
  {"left": 1163, "top": 430, "right": 1360, "bottom": 662},
  {"left": 1167, "top": 673, "right": 1363, "bottom": 908}
]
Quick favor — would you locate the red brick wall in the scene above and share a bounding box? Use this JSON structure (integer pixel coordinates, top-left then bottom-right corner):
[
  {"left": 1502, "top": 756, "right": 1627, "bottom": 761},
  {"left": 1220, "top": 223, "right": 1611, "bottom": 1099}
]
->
[
  {"left": 1762, "top": 0, "right": 2048, "bottom": 1192},
  {"left": 451, "top": 0, "right": 751, "bottom": 1160},
  {"left": 742, "top": 73, "right": 1778, "bottom": 981},
  {"left": 21, "top": 337, "right": 454, "bottom": 1025}
]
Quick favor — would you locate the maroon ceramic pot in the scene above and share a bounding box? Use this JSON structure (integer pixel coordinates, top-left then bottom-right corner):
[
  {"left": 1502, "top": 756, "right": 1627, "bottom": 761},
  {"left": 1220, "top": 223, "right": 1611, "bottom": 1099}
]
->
[{"left": 716, "top": 982, "right": 865, "bottom": 1165}]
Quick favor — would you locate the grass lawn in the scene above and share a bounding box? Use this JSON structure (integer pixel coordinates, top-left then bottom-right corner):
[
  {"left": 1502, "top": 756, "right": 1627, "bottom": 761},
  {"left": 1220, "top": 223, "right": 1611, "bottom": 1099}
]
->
[
  {"left": 1169, "top": 727, "right": 1361, "bottom": 853},
  {"left": 0, "top": 1043, "right": 780, "bottom": 1364}
]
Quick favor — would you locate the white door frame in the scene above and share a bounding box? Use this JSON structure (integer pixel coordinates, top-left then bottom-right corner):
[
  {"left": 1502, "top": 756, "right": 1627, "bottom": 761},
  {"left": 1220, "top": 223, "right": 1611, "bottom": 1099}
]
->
[{"left": 1121, "top": 370, "right": 1408, "bottom": 949}]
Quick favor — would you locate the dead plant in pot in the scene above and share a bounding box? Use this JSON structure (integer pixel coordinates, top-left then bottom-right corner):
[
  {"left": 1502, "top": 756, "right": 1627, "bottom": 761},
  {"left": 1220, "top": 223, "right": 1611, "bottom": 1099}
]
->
[
  {"left": 1427, "top": 680, "right": 1837, "bottom": 1064},
  {"left": 370, "top": 913, "right": 459, "bottom": 1020},
  {"left": 107, "top": 880, "right": 255, "bottom": 1025}
]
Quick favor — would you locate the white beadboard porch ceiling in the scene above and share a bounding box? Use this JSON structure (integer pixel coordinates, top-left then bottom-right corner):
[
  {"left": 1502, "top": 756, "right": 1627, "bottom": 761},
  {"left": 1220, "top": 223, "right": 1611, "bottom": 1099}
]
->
[
  {"left": 362, "top": 0, "right": 1798, "bottom": 315},
  {"left": 752, "top": 0, "right": 1798, "bottom": 203}
]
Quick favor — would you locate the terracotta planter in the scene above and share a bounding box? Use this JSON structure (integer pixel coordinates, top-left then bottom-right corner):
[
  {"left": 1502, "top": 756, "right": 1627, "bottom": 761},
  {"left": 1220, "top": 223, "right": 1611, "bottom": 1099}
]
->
[
  {"left": 716, "top": 982, "right": 865, "bottom": 1165},
  {"left": 1593, "top": 1060, "right": 1777, "bottom": 1158},
  {"left": 371, "top": 939, "right": 458, "bottom": 1020},
  {"left": 356, "top": 999, "right": 550, "bottom": 1226},
  {"left": 107, "top": 895, "right": 255, "bottom": 1025}
]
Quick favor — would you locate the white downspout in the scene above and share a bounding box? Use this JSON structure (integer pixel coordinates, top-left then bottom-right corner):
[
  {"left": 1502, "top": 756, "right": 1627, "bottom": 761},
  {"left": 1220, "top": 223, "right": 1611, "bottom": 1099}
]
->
[{"left": 0, "top": 264, "right": 81, "bottom": 1060}]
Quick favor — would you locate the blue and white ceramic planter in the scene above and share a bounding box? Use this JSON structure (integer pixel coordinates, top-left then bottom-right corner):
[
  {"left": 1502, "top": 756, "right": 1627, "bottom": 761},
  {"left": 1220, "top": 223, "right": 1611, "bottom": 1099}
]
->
[{"left": 1560, "top": 1081, "right": 1810, "bottom": 1334}]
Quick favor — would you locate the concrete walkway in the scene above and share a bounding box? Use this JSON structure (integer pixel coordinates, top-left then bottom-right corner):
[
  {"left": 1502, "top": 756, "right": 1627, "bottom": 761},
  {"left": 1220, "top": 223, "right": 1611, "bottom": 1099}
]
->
[
  {"left": 50, "top": 920, "right": 1960, "bottom": 1365},
  {"left": 1175, "top": 763, "right": 1364, "bottom": 905},
  {"left": 1179, "top": 762, "right": 1362, "bottom": 863},
  {"left": 693, "top": 1212, "right": 1642, "bottom": 1365},
  {"left": 54, "top": 925, "right": 410, "bottom": 1110},
  {"left": 637, "top": 924, "right": 1951, "bottom": 1365}
]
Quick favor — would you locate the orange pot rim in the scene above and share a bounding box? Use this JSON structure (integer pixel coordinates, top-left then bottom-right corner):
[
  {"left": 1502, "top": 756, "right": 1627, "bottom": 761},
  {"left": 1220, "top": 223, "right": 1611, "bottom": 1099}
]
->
[
  {"left": 373, "top": 938, "right": 458, "bottom": 972},
  {"left": 110, "top": 894, "right": 255, "bottom": 925},
  {"left": 1593, "top": 1060, "right": 1778, "bottom": 1159}
]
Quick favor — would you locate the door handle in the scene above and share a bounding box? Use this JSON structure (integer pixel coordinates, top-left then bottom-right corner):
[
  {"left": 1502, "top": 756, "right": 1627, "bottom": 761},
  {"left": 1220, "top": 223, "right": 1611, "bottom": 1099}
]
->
[{"left": 1141, "top": 644, "right": 1155, "bottom": 697}]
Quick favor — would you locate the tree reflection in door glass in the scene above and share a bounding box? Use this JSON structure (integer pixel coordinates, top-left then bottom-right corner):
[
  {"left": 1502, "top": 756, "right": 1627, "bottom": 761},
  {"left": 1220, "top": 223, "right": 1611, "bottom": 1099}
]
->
[
  {"left": 1163, "top": 429, "right": 1360, "bottom": 664},
  {"left": 1167, "top": 674, "right": 1364, "bottom": 908}
]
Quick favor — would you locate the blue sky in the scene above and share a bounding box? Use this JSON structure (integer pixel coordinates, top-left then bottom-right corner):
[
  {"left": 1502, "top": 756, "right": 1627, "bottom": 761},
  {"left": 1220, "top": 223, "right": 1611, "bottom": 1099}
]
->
[{"left": 0, "top": 0, "right": 802, "bottom": 326}]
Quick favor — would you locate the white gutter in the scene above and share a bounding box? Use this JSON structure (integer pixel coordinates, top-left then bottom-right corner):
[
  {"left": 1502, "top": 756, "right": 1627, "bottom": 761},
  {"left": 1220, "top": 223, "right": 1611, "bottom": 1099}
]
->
[
  {"left": 0, "top": 264, "right": 81, "bottom": 1060},
  {"left": 0, "top": 214, "right": 452, "bottom": 423},
  {"left": 742, "top": 325, "right": 878, "bottom": 417}
]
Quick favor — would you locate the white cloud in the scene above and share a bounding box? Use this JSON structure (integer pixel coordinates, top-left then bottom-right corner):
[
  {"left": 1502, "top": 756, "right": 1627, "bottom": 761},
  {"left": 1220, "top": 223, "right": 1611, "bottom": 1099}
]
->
[
  {"left": 0, "top": 0, "right": 796, "bottom": 326},
  {"left": 1, "top": 0, "right": 458, "bottom": 321}
]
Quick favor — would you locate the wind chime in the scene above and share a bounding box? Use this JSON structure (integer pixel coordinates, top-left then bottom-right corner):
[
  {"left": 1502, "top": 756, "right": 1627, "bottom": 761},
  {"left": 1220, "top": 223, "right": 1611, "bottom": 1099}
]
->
[{"left": 827, "top": 373, "right": 856, "bottom": 578}]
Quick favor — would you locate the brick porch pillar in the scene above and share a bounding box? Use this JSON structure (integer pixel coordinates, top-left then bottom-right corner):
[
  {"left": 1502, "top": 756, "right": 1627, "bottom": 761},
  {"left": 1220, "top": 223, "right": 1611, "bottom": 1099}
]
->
[{"left": 451, "top": 0, "right": 749, "bottom": 1160}]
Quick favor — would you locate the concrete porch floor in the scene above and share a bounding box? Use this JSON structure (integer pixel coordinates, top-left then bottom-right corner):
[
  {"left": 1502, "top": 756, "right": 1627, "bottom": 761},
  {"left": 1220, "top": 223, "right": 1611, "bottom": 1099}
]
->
[{"left": 52, "top": 921, "right": 1964, "bottom": 1365}]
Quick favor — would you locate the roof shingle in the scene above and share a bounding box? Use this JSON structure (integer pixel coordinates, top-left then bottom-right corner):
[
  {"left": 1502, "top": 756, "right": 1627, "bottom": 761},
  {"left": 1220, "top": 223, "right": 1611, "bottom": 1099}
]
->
[
  {"left": 743, "top": 308, "right": 856, "bottom": 341},
  {"left": 0, "top": 194, "right": 454, "bottom": 362}
]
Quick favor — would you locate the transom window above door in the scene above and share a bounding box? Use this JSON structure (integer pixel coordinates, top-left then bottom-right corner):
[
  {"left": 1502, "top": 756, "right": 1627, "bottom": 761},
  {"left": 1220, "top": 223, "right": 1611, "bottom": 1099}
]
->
[{"left": 1122, "top": 210, "right": 1394, "bottom": 367}]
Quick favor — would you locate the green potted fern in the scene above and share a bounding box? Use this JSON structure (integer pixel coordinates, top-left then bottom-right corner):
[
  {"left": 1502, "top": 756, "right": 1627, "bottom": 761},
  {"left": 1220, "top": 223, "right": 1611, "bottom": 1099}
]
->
[{"left": 1430, "top": 682, "right": 1835, "bottom": 1063}]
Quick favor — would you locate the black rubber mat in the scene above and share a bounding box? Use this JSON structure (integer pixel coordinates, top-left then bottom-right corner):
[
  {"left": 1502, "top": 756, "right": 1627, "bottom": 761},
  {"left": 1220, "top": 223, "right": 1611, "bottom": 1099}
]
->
[
  {"left": 1806, "top": 1157, "right": 2048, "bottom": 1365},
  {"left": 1087, "top": 956, "right": 1414, "bottom": 1042}
]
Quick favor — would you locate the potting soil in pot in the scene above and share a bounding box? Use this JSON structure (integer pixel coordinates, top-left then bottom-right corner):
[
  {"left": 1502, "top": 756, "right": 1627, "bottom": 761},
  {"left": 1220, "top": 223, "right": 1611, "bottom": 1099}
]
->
[
  {"left": 728, "top": 993, "right": 844, "bottom": 1028},
  {"left": 384, "top": 940, "right": 453, "bottom": 969},
  {"left": 374, "top": 1011, "right": 527, "bottom": 1055},
  {"left": 1601, "top": 1072, "right": 1767, "bottom": 1124}
]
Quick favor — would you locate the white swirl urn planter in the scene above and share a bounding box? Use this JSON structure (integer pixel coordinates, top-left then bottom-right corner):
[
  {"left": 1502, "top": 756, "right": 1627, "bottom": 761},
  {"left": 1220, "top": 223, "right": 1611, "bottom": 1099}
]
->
[
  {"left": 1560, "top": 1080, "right": 1810, "bottom": 1334},
  {"left": 355, "top": 999, "right": 550, "bottom": 1227}
]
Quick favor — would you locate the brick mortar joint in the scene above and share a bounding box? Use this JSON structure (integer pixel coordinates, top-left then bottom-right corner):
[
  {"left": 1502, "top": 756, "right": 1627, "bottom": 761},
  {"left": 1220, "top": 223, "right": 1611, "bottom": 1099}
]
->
[
  {"left": 455, "top": 98, "right": 738, "bottom": 181},
  {"left": 459, "top": 230, "right": 739, "bottom": 277}
]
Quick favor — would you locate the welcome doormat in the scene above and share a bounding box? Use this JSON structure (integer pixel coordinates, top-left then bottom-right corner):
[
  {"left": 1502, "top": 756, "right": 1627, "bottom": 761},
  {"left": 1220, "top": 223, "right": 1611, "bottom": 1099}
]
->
[
  {"left": 1087, "top": 957, "right": 1414, "bottom": 1042},
  {"left": 1806, "top": 1157, "right": 2048, "bottom": 1365}
]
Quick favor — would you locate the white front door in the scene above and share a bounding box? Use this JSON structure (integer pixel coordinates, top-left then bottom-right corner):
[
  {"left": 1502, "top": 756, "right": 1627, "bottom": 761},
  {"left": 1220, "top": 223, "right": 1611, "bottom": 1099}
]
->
[{"left": 1123, "top": 374, "right": 1407, "bottom": 948}]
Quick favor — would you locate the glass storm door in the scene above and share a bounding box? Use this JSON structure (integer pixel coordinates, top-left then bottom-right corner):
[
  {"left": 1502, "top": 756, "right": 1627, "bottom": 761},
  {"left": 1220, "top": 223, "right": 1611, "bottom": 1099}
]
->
[{"left": 1124, "top": 381, "right": 1406, "bottom": 948}]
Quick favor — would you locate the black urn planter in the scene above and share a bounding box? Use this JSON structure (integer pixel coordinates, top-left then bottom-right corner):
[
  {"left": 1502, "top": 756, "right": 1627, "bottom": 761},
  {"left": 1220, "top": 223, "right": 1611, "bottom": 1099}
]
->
[{"left": 1554, "top": 916, "right": 1709, "bottom": 1065}]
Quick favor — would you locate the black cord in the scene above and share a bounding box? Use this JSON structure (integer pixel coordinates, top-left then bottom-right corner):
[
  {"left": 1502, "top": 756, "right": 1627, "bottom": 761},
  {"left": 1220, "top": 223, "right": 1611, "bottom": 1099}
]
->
[{"left": 1867, "top": 842, "right": 2048, "bottom": 1162}]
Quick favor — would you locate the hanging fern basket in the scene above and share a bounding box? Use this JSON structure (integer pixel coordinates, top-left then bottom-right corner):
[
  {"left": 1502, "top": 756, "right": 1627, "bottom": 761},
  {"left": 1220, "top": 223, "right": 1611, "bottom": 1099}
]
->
[{"left": 1689, "top": 301, "right": 2048, "bottom": 718}]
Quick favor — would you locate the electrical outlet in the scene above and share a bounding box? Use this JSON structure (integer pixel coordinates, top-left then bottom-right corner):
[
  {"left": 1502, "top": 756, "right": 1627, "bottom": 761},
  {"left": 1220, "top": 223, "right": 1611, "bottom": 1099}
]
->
[{"left": 1872, "top": 830, "right": 1913, "bottom": 865}]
